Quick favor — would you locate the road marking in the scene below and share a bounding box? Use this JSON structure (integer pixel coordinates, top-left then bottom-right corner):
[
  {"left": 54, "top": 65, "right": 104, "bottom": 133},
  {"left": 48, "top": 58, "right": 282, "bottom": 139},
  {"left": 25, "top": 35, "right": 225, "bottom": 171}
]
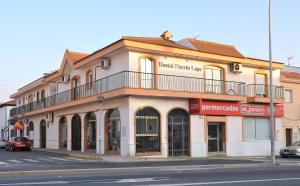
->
[
  {"left": 49, "top": 157, "right": 72, "bottom": 161},
  {"left": 36, "top": 158, "right": 55, "bottom": 162},
  {"left": 140, "top": 177, "right": 300, "bottom": 186},
  {"left": 22, "top": 159, "right": 40, "bottom": 163},
  {"left": 64, "top": 157, "right": 96, "bottom": 162},
  {"left": 0, "top": 161, "right": 8, "bottom": 165},
  {"left": 0, "top": 181, "right": 69, "bottom": 185},
  {"left": 7, "top": 160, "right": 22, "bottom": 164}
]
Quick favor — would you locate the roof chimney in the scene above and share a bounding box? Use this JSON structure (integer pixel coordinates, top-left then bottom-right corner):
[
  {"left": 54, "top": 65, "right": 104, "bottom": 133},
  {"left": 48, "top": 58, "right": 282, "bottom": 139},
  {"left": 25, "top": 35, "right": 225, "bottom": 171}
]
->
[{"left": 160, "top": 30, "right": 173, "bottom": 40}]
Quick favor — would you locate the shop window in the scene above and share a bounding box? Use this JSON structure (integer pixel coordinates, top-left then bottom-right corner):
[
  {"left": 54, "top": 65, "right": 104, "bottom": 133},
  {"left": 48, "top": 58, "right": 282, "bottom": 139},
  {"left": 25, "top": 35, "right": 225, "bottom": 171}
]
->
[
  {"left": 284, "top": 89, "right": 293, "bottom": 103},
  {"left": 135, "top": 107, "right": 160, "bottom": 153},
  {"left": 205, "top": 66, "right": 224, "bottom": 94},
  {"left": 140, "top": 58, "right": 154, "bottom": 88},
  {"left": 244, "top": 117, "right": 270, "bottom": 140}
]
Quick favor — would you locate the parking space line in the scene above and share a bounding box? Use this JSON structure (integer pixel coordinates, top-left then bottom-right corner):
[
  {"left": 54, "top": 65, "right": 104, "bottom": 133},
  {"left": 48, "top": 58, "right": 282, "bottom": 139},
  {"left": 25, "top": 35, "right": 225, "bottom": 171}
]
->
[
  {"left": 0, "top": 161, "right": 8, "bottom": 165},
  {"left": 48, "top": 157, "right": 72, "bottom": 161},
  {"left": 7, "top": 159, "right": 22, "bottom": 164},
  {"left": 22, "top": 159, "right": 40, "bottom": 163}
]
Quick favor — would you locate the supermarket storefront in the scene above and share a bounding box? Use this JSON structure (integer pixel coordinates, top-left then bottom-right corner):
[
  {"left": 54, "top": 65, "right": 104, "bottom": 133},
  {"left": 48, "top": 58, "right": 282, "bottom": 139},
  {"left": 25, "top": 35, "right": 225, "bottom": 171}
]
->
[{"left": 189, "top": 99, "right": 284, "bottom": 156}]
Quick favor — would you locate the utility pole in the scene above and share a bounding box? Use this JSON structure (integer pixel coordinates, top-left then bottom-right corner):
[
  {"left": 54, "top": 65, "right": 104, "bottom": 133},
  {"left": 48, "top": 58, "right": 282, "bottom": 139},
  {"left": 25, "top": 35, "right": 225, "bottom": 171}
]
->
[{"left": 268, "top": 0, "right": 276, "bottom": 165}]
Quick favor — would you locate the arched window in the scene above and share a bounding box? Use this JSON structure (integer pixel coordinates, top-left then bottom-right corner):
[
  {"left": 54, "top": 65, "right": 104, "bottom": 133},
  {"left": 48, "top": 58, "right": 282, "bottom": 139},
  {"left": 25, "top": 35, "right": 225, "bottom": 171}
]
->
[
  {"left": 140, "top": 58, "right": 154, "bottom": 88},
  {"left": 59, "top": 117, "right": 68, "bottom": 149},
  {"left": 205, "top": 66, "right": 224, "bottom": 94},
  {"left": 135, "top": 107, "right": 160, "bottom": 153}
]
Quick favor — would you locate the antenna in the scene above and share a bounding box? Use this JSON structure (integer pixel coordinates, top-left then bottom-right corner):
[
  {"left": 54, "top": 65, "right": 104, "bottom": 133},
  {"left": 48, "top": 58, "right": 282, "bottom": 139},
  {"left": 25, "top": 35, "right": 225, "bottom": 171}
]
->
[{"left": 287, "top": 56, "right": 294, "bottom": 66}]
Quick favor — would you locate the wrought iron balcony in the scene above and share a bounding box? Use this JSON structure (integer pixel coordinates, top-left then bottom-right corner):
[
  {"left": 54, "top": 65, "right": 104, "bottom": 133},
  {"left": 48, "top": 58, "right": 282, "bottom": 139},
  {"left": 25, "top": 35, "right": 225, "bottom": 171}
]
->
[{"left": 10, "top": 71, "right": 249, "bottom": 117}]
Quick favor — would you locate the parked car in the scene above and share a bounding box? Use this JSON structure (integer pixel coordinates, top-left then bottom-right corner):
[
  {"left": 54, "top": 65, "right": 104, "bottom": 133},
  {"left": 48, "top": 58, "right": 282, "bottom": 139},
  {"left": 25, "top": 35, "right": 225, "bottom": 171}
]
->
[
  {"left": 5, "top": 137, "right": 31, "bottom": 151},
  {"left": 0, "top": 140, "right": 6, "bottom": 149},
  {"left": 280, "top": 141, "right": 300, "bottom": 158}
]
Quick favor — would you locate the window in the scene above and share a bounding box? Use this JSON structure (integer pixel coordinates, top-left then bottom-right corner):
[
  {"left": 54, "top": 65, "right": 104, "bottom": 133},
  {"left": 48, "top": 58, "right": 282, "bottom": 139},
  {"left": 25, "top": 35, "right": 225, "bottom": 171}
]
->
[
  {"left": 205, "top": 66, "right": 224, "bottom": 94},
  {"left": 135, "top": 107, "right": 160, "bottom": 153},
  {"left": 140, "top": 58, "right": 154, "bottom": 88},
  {"left": 284, "top": 89, "right": 293, "bottom": 103},
  {"left": 244, "top": 117, "right": 270, "bottom": 140}
]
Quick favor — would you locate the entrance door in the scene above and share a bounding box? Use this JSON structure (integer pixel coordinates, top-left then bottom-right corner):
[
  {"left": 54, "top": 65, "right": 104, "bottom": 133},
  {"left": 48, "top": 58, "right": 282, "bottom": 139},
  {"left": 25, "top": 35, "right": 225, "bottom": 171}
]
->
[
  {"left": 286, "top": 128, "right": 292, "bottom": 147},
  {"left": 208, "top": 122, "right": 225, "bottom": 153},
  {"left": 105, "top": 109, "right": 121, "bottom": 153},
  {"left": 72, "top": 115, "right": 81, "bottom": 151},
  {"left": 40, "top": 120, "right": 46, "bottom": 148},
  {"left": 168, "top": 109, "right": 189, "bottom": 156}
]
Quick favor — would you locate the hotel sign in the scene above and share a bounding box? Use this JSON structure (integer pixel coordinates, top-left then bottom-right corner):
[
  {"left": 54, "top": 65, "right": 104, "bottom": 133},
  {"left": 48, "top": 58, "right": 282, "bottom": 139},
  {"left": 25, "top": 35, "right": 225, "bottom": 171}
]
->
[
  {"left": 158, "top": 62, "right": 202, "bottom": 73},
  {"left": 189, "top": 99, "right": 284, "bottom": 117}
]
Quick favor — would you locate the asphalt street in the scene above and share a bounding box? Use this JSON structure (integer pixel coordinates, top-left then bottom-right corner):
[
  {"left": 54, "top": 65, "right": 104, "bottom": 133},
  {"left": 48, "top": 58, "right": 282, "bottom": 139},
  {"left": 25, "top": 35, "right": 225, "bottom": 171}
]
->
[
  {"left": 1, "top": 165, "right": 300, "bottom": 185},
  {"left": 0, "top": 149, "right": 261, "bottom": 172}
]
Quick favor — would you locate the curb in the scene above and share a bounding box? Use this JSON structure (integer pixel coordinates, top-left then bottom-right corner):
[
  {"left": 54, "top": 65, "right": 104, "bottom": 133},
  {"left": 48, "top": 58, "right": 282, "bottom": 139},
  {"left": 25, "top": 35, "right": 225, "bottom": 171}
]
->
[{"left": 0, "top": 163, "right": 272, "bottom": 177}]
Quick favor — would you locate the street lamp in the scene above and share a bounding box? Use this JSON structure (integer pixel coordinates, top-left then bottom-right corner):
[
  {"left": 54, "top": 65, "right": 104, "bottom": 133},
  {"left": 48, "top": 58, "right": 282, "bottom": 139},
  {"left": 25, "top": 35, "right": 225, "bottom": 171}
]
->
[{"left": 268, "top": 0, "right": 276, "bottom": 165}]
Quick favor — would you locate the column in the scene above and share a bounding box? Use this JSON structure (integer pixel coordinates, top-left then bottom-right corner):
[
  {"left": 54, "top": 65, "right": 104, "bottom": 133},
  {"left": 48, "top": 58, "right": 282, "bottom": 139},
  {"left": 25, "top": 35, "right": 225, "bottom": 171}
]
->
[
  {"left": 160, "top": 110, "right": 168, "bottom": 158},
  {"left": 190, "top": 115, "right": 206, "bottom": 157},
  {"left": 80, "top": 113, "right": 85, "bottom": 152},
  {"left": 66, "top": 115, "right": 72, "bottom": 151}
]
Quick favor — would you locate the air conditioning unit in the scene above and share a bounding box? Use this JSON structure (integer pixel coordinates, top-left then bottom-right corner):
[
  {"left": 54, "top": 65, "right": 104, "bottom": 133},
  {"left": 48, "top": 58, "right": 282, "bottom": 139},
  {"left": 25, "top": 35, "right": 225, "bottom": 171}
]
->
[
  {"left": 62, "top": 75, "right": 70, "bottom": 83},
  {"left": 101, "top": 58, "right": 111, "bottom": 70},
  {"left": 46, "top": 112, "right": 54, "bottom": 123},
  {"left": 230, "top": 63, "right": 242, "bottom": 73}
]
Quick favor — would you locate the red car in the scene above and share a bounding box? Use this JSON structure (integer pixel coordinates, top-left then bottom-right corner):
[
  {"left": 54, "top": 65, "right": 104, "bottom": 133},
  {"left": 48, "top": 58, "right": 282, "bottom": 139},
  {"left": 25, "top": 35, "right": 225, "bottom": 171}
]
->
[{"left": 5, "top": 137, "right": 31, "bottom": 151}]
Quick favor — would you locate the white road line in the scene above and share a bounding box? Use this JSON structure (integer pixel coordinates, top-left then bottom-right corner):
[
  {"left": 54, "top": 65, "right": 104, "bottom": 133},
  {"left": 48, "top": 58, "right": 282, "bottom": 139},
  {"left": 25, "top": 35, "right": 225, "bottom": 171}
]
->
[
  {"left": 0, "top": 181, "right": 69, "bottom": 185},
  {"left": 64, "top": 157, "right": 96, "bottom": 162},
  {"left": 7, "top": 159, "right": 22, "bottom": 164},
  {"left": 22, "top": 159, "right": 40, "bottom": 163},
  {"left": 48, "top": 157, "right": 72, "bottom": 161},
  {"left": 0, "top": 161, "right": 8, "bottom": 165},
  {"left": 36, "top": 157, "right": 55, "bottom": 162},
  {"left": 140, "top": 177, "right": 300, "bottom": 186}
]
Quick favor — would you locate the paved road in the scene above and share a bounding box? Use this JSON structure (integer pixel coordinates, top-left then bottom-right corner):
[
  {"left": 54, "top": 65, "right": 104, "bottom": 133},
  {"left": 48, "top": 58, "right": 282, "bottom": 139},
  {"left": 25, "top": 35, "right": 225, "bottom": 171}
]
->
[
  {"left": 0, "top": 149, "right": 261, "bottom": 172},
  {"left": 1, "top": 165, "right": 300, "bottom": 185}
]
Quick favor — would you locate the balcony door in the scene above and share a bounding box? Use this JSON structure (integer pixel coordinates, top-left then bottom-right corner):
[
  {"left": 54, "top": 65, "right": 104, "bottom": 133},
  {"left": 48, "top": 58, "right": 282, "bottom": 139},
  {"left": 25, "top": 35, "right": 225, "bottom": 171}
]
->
[
  {"left": 255, "top": 74, "right": 267, "bottom": 97},
  {"left": 140, "top": 58, "right": 154, "bottom": 89},
  {"left": 205, "top": 66, "right": 224, "bottom": 94}
]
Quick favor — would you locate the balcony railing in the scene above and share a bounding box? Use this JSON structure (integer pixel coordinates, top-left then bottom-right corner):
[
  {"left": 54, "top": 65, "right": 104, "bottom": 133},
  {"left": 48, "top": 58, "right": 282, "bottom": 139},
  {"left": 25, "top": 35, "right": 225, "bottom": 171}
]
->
[
  {"left": 10, "top": 71, "right": 256, "bottom": 117},
  {"left": 247, "top": 84, "right": 284, "bottom": 99}
]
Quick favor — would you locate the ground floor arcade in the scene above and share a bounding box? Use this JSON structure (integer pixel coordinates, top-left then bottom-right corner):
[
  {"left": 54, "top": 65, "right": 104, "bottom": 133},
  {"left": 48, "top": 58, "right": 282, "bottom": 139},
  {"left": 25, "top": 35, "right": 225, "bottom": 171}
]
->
[{"left": 12, "top": 96, "right": 284, "bottom": 157}]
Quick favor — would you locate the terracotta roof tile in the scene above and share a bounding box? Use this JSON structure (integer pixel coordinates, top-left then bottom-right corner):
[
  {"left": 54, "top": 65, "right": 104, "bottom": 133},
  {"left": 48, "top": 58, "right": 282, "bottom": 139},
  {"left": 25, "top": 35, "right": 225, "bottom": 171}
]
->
[
  {"left": 281, "top": 71, "right": 300, "bottom": 79},
  {"left": 68, "top": 51, "right": 89, "bottom": 62},
  {"left": 122, "top": 36, "right": 192, "bottom": 50},
  {"left": 187, "top": 38, "right": 245, "bottom": 58}
]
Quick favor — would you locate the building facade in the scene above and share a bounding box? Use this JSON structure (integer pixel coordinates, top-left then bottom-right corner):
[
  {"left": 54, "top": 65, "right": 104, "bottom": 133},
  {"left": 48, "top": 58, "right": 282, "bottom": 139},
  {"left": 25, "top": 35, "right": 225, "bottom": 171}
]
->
[
  {"left": 10, "top": 32, "right": 285, "bottom": 157},
  {"left": 281, "top": 66, "right": 300, "bottom": 147},
  {"left": 0, "top": 100, "right": 16, "bottom": 141}
]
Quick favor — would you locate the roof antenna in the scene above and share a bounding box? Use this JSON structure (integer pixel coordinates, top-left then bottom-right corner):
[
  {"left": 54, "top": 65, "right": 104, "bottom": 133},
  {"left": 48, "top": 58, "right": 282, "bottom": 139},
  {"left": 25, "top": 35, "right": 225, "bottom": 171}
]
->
[{"left": 287, "top": 56, "right": 293, "bottom": 66}]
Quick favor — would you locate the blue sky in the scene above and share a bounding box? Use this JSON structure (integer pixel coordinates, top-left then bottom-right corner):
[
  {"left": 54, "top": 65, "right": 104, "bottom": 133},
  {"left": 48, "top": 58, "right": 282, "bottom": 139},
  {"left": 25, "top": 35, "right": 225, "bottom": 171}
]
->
[{"left": 0, "top": 0, "right": 299, "bottom": 101}]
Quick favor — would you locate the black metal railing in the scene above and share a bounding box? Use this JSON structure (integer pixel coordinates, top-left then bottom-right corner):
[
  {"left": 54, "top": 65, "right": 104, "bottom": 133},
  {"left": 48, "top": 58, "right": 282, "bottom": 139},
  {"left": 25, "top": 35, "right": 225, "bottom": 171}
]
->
[
  {"left": 247, "top": 84, "right": 284, "bottom": 99},
  {"left": 12, "top": 71, "right": 276, "bottom": 117}
]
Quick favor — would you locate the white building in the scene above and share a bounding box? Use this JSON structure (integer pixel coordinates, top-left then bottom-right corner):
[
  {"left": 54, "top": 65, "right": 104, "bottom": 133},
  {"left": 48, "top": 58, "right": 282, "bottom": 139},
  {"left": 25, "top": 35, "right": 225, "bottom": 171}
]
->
[
  {"left": 0, "top": 100, "right": 16, "bottom": 141},
  {"left": 9, "top": 31, "right": 285, "bottom": 157}
]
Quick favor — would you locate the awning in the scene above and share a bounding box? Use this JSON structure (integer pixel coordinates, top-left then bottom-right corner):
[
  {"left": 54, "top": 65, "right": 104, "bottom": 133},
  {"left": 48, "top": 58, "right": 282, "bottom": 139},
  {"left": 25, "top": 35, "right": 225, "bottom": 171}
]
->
[{"left": 14, "top": 121, "right": 24, "bottom": 130}]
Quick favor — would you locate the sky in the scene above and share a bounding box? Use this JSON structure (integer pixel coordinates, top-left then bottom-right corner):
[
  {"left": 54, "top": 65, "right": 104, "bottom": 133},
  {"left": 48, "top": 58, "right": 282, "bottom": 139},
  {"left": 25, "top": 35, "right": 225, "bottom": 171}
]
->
[{"left": 0, "top": 0, "right": 299, "bottom": 101}]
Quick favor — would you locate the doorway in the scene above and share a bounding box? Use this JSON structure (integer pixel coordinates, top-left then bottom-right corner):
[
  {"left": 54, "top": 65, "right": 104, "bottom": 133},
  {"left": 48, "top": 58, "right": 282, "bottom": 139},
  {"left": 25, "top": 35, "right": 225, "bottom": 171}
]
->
[
  {"left": 208, "top": 122, "right": 225, "bottom": 153},
  {"left": 105, "top": 109, "right": 121, "bottom": 153},
  {"left": 40, "top": 120, "right": 46, "bottom": 148},
  {"left": 71, "top": 115, "right": 81, "bottom": 151},
  {"left": 168, "top": 109, "right": 189, "bottom": 156},
  {"left": 285, "top": 128, "right": 292, "bottom": 147}
]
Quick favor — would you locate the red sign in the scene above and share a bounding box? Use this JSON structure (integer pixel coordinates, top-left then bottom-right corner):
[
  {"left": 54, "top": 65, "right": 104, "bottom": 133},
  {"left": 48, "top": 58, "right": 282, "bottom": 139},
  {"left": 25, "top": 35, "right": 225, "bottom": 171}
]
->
[{"left": 189, "top": 99, "right": 284, "bottom": 117}]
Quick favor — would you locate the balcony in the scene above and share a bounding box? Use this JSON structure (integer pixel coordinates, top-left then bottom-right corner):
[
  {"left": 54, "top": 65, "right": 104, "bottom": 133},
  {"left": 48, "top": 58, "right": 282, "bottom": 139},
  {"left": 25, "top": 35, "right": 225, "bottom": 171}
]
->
[
  {"left": 10, "top": 71, "right": 248, "bottom": 117},
  {"left": 246, "top": 84, "right": 284, "bottom": 103}
]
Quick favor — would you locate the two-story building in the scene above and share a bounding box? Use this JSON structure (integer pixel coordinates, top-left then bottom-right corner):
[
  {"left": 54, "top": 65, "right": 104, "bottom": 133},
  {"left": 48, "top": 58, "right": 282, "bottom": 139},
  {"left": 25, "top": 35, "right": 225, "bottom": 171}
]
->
[
  {"left": 9, "top": 31, "right": 285, "bottom": 157},
  {"left": 0, "top": 100, "right": 16, "bottom": 140},
  {"left": 281, "top": 66, "right": 300, "bottom": 147}
]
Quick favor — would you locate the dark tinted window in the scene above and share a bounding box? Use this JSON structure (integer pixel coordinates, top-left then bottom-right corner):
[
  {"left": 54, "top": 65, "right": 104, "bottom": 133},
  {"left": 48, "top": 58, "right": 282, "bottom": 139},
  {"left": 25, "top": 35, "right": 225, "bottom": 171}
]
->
[{"left": 14, "top": 137, "right": 28, "bottom": 142}]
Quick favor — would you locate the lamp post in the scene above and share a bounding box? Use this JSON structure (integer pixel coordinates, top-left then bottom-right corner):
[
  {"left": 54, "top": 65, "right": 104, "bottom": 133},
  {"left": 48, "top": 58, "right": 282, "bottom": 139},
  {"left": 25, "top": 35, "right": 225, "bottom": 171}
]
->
[{"left": 268, "top": 0, "right": 276, "bottom": 165}]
